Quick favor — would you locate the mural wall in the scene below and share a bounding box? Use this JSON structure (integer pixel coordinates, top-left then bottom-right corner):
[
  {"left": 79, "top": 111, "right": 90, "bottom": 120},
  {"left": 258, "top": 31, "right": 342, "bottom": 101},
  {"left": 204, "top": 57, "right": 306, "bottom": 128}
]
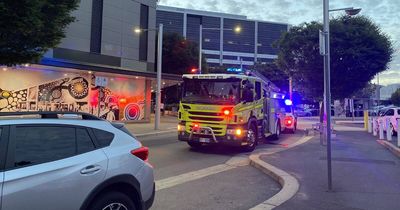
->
[{"left": 0, "top": 68, "right": 146, "bottom": 121}]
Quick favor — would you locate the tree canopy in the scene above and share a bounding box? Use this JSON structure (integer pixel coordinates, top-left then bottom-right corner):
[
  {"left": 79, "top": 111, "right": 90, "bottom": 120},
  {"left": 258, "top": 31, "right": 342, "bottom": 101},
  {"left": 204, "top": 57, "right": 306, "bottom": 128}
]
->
[
  {"left": 0, "top": 0, "right": 79, "bottom": 65},
  {"left": 253, "top": 62, "right": 289, "bottom": 92},
  {"left": 161, "top": 33, "right": 207, "bottom": 75},
  {"left": 391, "top": 88, "right": 400, "bottom": 106},
  {"left": 275, "top": 15, "right": 394, "bottom": 100}
]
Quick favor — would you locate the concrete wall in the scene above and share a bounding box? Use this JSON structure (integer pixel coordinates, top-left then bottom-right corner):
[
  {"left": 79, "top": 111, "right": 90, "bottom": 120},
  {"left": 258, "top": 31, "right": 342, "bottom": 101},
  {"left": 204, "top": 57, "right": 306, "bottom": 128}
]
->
[
  {"left": 52, "top": 0, "right": 157, "bottom": 72},
  {"left": 59, "top": 0, "right": 93, "bottom": 52}
]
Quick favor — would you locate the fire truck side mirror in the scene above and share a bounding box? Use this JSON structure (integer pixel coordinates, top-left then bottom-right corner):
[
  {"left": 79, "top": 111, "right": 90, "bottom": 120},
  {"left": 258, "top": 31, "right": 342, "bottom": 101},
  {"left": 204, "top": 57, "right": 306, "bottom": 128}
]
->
[{"left": 242, "top": 84, "right": 254, "bottom": 103}]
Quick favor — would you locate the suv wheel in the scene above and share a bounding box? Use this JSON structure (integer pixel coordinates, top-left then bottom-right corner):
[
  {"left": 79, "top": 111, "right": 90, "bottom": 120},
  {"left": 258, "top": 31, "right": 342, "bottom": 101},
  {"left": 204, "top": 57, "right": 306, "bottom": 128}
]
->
[{"left": 90, "top": 192, "right": 136, "bottom": 210}]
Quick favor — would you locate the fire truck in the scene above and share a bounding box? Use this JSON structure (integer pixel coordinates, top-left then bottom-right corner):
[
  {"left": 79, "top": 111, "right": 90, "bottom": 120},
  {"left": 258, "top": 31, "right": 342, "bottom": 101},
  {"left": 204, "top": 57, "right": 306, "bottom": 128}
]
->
[{"left": 177, "top": 73, "right": 295, "bottom": 152}]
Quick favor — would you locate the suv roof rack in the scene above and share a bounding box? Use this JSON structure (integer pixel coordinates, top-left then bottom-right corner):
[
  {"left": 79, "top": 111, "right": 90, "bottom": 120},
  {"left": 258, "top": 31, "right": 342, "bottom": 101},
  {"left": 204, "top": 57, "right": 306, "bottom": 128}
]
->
[{"left": 0, "top": 111, "right": 103, "bottom": 121}]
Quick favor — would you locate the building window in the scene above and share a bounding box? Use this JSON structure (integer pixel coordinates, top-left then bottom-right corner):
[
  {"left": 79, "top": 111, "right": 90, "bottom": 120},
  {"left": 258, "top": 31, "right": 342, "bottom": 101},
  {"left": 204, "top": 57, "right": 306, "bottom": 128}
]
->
[
  {"left": 139, "top": 4, "right": 149, "bottom": 61},
  {"left": 90, "top": 0, "right": 103, "bottom": 53}
]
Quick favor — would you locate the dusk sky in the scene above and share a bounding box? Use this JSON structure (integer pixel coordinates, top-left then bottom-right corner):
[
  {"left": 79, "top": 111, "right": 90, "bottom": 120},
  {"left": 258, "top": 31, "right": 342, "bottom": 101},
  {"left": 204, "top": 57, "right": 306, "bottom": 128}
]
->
[{"left": 159, "top": 0, "right": 400, "bottom": 85}]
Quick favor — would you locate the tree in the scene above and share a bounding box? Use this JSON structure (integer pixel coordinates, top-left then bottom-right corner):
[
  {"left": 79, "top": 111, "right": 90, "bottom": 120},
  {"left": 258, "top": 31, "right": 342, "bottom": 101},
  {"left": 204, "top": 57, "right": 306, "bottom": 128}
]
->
[
  {"left": 391, "top": 89, "right": 400, "bottom": 106},
  {"left": 275, "top": 15, "right": 394, "bottom": 100},
  {"left": 352, "top": 83, "right": 378, "bottom": 98},
  {"left": 0, "top": 0, "right": 79, "bottom": 66},
  {"left": 161, "top": 33, "right": 207, "bottom": 75},
  {"left": 253, "top": 62, "right": 289, "bottom": 92}
]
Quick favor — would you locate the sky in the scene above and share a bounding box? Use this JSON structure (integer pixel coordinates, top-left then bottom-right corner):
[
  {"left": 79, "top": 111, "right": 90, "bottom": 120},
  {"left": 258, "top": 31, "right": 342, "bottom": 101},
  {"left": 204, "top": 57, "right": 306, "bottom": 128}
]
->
[{"left": 159, "top": 0, "right": 400, "bottom": 86}]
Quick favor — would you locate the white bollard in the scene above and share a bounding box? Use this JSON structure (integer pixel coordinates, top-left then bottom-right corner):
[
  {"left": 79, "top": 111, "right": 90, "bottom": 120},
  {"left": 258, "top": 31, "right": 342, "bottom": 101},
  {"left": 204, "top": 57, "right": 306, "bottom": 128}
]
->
[
  {"left": 373, "top": 118, "right": 377, "bottom": 136},
  {"left": 379, "top": 120, "right": 384, "bottom": 140},
  {"left": 397, "top": 118, "right": 400, "bottom": 147},
  {"left": 386, "top": 118, "right": 392, "bottom": 141},
  {"left": 368, "top": 118, "right": 372, "bottom": 133}
]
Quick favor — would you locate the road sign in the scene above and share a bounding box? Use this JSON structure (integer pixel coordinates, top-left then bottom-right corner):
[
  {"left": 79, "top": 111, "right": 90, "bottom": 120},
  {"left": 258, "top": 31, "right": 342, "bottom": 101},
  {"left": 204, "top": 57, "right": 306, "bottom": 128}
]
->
[{"left": 95, "top": 76, "right": 108, "bottom": 87}]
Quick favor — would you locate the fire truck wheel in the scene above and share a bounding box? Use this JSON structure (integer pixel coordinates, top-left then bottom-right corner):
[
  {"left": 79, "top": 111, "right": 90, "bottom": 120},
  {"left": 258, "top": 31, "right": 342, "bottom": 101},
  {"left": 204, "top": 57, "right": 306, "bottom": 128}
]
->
[{"left": 242, "top": 125, "right": 257, "bottom": 152}]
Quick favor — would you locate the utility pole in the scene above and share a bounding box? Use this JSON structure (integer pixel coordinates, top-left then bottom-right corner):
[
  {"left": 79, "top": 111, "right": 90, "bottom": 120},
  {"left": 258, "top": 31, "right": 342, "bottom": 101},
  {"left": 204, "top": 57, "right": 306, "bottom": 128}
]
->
[
  {"left": 199, "top": 24, "right": 203, "bottom": 74},
  {"left": 155, "top": 24, "right": 163, "bottom": 130},
  {"left": 323, "top": 0, "right": 333, "bottom": 191}
]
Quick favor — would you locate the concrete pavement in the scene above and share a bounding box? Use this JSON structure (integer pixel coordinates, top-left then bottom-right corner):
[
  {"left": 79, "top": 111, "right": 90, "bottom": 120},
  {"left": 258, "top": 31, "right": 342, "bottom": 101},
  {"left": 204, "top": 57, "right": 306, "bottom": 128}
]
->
[
  {"left": 262, "top": 124, "right": 400, "bottom": 210},
  {"left": 136, "top": 122, "right": 313, "bottom": 210}
]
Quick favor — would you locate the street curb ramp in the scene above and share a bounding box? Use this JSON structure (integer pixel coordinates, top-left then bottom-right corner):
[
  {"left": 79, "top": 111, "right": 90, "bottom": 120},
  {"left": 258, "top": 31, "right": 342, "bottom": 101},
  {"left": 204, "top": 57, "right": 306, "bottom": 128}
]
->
[{"left": 249, "top": 154, "right": 299, "bottom": 210}]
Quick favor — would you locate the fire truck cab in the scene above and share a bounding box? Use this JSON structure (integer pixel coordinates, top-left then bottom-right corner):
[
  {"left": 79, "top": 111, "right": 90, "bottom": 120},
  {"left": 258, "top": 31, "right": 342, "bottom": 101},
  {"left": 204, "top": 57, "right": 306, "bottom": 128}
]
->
[{"left": 177, "top": 74, "right": 290, "bottom": 152}]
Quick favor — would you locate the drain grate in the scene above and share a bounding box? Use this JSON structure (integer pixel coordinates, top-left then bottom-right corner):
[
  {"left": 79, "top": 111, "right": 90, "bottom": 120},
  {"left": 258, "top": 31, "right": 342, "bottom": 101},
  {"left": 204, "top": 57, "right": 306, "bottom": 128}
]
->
[{"left": 319, "top": 157, "right": 396, "bottom": 165}]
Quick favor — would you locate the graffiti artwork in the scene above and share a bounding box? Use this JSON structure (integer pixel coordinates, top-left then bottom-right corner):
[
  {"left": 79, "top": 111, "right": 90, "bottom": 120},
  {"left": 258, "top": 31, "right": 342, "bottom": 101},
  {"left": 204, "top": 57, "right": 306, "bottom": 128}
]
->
[{"left": 1, "top": 69, "right": 146, "bottom": 121}]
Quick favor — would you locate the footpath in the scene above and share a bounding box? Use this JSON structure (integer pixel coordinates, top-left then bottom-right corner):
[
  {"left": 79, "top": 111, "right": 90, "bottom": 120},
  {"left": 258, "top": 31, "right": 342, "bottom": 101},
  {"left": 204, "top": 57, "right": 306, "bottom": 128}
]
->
[
  {"left": 262, "top": 123, "right": 400, "bottom": 210},
  {"left": 125, "top": 115, "right": 177, "bottom": 137}
]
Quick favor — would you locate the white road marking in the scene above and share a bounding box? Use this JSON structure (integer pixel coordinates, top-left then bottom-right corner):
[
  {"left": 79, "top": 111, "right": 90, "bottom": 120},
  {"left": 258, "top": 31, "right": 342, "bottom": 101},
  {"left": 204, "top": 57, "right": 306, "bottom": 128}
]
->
[{"left": 155, "top": 164, "right": 235, "bottom": 191}]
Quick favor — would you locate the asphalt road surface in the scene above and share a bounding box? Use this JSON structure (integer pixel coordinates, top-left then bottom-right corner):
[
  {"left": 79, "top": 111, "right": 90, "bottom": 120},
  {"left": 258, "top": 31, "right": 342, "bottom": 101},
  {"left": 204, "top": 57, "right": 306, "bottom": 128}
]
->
[{"left": 137, "top": 123, "right": 308, "bottom": 210}]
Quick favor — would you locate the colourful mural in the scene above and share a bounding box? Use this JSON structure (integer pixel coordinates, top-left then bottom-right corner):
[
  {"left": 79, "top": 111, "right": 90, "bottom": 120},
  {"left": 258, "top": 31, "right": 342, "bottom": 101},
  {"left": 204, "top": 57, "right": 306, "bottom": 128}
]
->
[{"left": 0, "top": 68, "right": 147, "bottom": 121}]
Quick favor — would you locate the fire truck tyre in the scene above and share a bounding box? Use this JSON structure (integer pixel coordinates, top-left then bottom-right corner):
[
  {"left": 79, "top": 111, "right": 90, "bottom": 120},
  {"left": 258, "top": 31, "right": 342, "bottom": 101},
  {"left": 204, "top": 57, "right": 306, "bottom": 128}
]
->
[
  {"left": 188, "top": 141, "right": 202, "bottom": 149},
  {"left": 242, "top": 125, "right": 257, "bottom": 152}
]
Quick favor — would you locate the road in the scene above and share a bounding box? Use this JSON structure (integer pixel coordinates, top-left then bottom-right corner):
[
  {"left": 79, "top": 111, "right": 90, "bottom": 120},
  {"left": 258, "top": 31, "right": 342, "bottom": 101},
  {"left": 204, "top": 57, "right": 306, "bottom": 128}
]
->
[{"left": 137, "top": 123, "right": 309, "bottom": 210}]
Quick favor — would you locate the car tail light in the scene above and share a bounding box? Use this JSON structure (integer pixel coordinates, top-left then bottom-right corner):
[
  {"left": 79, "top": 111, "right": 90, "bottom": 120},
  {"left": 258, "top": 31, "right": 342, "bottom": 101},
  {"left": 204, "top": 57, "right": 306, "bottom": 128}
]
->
[
  {"left": 284, "top": 116, "right": 293, "bottom": 127},
  {"left": 131, "top": 146, "right": 149, "bottom": 162}
]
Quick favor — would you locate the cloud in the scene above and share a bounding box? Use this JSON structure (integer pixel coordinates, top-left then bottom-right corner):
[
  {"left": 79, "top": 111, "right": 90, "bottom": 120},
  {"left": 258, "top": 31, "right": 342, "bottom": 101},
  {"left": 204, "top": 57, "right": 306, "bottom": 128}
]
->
[{"left": 159, "top": 0, "right": 400, "bottom": 85}]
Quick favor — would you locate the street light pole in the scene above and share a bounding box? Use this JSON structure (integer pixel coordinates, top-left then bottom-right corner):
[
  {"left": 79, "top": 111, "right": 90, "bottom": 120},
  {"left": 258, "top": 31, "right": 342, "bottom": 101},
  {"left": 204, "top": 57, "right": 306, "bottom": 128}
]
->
[
  {"left": 323, "top": 0, "right": 333, "bottom": 191},
  {"left": 155, "top": 24, "right": 163, "bottom": 130},
  {"left": 199, "top": 24, "right": 203, "bottom": 74}
]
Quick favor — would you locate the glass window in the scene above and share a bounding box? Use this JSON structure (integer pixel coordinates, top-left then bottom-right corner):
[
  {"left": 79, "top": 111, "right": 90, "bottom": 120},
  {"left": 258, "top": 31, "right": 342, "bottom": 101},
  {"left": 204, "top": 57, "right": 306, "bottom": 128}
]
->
[
  {"left": 93, "top": 129, "right": 114, "bottom": 147},
  {"left": 255, "top": 82, "right": 261, "bottom": 100},
  {"left": 182, "top": 79, "right": 241, "bottom": 104},
  {"left": 14, "top": 126, "right": 75, "bottom": 168},
  {"left": 385, "top": 109, "right": 394, "bottom": 116},
  {"left": 76, "top": 128, "right": 96, "bottom": 154}
]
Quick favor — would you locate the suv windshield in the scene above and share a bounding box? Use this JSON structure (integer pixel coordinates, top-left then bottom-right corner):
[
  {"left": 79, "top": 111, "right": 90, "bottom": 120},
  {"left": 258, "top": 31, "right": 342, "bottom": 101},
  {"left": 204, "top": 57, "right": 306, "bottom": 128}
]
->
[{"left": 182, "top": 78, "right": 241, "bottom": 105}]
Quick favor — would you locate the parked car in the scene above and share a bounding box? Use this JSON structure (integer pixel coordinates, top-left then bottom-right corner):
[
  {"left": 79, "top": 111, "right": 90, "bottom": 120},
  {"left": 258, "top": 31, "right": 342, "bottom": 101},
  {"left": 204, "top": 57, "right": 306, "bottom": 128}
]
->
[
  {"left": 376, "top": 107, "right": 399, "bottom": 136},
  {"left": 0, "top": 112, "right": 155, "bottom": 210},
  {"left": 294, "top": 108, "right": 312, "bottom": 117}
]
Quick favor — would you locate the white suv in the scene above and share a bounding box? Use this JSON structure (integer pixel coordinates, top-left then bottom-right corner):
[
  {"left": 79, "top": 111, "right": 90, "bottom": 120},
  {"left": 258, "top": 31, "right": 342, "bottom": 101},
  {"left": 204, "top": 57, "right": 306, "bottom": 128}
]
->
[
  {"left": 0, "top": 112, "right": 155, "bottom": 210},
  {"left": 377, "top": 107, "right": 399, "bottom": 136}
]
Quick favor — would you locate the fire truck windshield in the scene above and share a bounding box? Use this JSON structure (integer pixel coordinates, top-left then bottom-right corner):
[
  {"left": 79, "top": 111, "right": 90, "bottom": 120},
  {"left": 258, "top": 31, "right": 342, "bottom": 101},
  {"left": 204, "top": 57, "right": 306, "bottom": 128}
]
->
[{"left": 182, "top": 79, "right": 241, "bottom": 105}]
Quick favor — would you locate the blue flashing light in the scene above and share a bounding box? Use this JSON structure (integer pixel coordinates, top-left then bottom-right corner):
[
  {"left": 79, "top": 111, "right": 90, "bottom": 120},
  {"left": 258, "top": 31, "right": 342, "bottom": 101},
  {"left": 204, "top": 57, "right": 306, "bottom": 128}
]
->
[
  {"left": 285, "top": 99, "right": 293, "bottom": 106},
  {"left": 227, "top": 68, "right": 243, "bottom": 72}
]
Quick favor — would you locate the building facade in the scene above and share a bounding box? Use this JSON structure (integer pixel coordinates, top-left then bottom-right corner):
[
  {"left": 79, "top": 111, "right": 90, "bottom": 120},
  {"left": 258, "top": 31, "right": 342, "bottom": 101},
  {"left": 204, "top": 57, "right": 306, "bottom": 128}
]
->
[
  {"left": 0, "top": 0, "right": 180, "bottom": 122},
  {"left": 156, "top": 6, "right": 289, "bottom": 69}
]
